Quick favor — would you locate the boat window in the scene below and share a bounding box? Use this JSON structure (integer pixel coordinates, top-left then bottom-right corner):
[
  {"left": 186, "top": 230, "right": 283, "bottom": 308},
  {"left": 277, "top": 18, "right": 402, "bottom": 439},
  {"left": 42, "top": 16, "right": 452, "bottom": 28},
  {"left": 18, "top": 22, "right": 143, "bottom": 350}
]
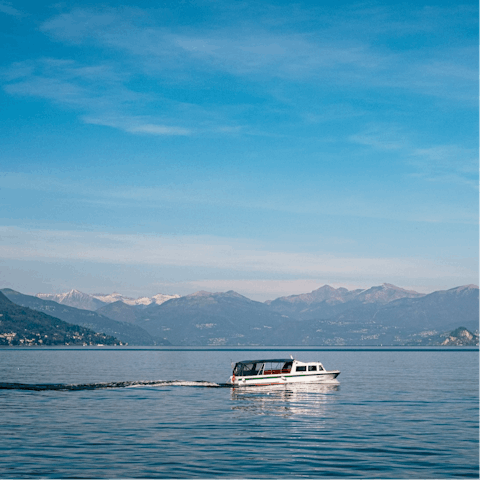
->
[
  {"left": 234, "top": 362, "right": 263, "bottom": 376},
  {"left": 243, "top": 363, "right": 256, "bottom": 376},
  {"left": 308, "top": 365, "right": 317, "bottom": 371},
  {"left": 282, "top": 361, "right": 293, "bottom": 371},
  {"left": 296, "top": 366, "right": 306, "bottom": 372},
  {"left": 234, "top": 360, "right": 296, "bottom": 377},
  {"left": 263, "top": 362, "right": 285, "bottom": 375}
]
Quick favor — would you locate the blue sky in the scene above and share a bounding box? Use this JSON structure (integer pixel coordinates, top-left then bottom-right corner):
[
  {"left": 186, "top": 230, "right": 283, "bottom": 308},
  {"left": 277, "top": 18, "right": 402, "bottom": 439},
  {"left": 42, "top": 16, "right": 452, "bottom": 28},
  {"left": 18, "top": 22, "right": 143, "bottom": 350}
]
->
[{"left": 0, "top": 0, "right": 478, "bottom": 300}]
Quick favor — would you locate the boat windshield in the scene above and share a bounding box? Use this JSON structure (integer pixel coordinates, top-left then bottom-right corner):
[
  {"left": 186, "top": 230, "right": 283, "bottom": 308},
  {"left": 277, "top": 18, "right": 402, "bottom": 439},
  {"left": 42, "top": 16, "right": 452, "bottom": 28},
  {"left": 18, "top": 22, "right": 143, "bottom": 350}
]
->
[{"left": 233, "top": 362, "right": 263, "bottom": 376}]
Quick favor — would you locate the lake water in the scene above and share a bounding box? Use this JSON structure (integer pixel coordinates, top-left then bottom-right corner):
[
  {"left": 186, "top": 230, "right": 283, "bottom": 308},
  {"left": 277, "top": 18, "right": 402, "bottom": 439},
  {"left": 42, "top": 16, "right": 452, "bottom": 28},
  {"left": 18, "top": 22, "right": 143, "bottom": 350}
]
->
[{"left": 0, "top": 347, "right": 478, "bottom": 478}]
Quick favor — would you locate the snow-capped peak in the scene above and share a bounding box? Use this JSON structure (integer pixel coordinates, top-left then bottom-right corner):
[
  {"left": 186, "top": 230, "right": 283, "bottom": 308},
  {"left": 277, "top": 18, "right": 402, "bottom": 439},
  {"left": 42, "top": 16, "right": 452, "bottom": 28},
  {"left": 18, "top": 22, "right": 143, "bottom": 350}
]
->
[
  {"left": 120, "top": 293, "right": 180, "bottom": 306},
  {"left": 92, "top": 292, "right": 127, "bottom": 304}
]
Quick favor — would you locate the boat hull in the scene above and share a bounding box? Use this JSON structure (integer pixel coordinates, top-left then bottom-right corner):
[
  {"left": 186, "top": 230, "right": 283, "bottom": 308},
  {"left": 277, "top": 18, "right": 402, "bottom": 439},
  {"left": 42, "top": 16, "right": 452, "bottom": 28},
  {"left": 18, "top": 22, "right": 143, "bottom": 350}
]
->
[{"left": 230, "top": 370, "right": 340, "bottom": 387}]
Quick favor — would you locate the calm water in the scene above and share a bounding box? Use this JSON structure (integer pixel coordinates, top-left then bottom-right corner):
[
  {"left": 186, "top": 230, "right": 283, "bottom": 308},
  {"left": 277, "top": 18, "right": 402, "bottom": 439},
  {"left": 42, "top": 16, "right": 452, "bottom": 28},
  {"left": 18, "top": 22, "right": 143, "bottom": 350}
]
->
[{"left": 0, "top": 348, "right": 478, "bottom": 478}]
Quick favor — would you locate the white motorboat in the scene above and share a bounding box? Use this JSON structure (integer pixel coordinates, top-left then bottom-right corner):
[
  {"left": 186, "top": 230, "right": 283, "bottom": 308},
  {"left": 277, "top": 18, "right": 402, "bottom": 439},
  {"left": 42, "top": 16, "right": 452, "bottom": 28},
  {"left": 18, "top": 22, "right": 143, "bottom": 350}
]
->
[{"left": 229, "top": 357, "right": 340, "bottom": 386}]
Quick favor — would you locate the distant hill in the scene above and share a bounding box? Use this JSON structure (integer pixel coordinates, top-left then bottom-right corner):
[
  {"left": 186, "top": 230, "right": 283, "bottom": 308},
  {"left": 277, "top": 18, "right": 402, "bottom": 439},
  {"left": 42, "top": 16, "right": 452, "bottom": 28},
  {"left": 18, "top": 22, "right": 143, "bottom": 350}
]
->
[
  {"left": 96, "top": 301, "right": 143, "bottom": 324},
  {"left": 440, "top": 327, "right": 479, "bottom": 346},
  {"left": 133, "top": 290, "right": 288, "bottom": 345},
  {"left": 325, "top": 284, "right": 480, "bottom": 332},
  {"left": 266, "top": 283, "right": 425, "bottom": 320},
  {"left": 265, "top": 285, "right": 480, "bottom": 346},
  {"left": 1, "top": 289, "right": 167, "bottom": 346},
  {"left": 266, "top": 284, "right": 361, "bottom": 308},
  {"left": 0, "top": 292, "right": 120, "bottom": 346}
]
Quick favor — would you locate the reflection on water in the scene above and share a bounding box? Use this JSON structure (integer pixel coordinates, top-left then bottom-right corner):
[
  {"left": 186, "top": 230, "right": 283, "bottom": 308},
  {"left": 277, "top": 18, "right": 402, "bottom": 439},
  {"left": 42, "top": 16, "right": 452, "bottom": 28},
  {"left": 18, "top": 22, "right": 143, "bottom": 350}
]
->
[{"left": 231, "top": 381, "right": 340, "bottom": 417}]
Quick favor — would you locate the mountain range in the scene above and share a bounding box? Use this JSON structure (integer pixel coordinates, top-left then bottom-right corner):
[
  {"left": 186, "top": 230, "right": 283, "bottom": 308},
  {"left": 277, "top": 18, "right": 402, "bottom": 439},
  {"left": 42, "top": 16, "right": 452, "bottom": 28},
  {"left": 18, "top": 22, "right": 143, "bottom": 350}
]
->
[
  {"left": 36, "top": 289, "right": 179, "bottom": 310},
  {"left": 2, "top": 283, "right": 478, "bottom": 346},
  {"left": 265, "top": 283, "right": 425, "bottom": 320}
]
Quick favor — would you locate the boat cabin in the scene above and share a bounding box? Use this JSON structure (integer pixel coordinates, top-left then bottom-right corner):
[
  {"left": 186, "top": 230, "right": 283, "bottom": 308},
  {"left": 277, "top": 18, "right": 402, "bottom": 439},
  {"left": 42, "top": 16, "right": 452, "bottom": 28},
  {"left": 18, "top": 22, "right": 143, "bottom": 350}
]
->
[{"left": 232, "top": 358, "right": 325, "bottom": 377}]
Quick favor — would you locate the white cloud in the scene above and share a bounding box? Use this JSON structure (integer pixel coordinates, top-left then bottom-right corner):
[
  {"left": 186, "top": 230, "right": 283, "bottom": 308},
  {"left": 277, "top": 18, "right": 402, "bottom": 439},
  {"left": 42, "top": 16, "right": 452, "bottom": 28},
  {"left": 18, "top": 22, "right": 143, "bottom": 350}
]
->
[
  {"left": 36, "top": 5, "right": 477, "bottom": 103},
  {"left": 127, "top": 124, "right": 193, "bottom": 136},
  {"left": 0, "top": 1, "right": 22, "bottom": 16},
  {"left": 84, "top": 116, "right": 194, "bottom": 136},
  {"left": 349, "top": 127, "right": 406, "bottom": 151},
  {"left": 0, "top": 171, "right": 477, "bottom": 225},
  {"left": 3, "top": 5, "right": 476, "bottom": 143},
  {"left": 3, "top": 58, "right": 140, "bottom": 109},
  {"left": 3, "top": 58, "right": 197, "bottom": 136},
  {"left": 40, "top": 8, "right": 379, "bottom": 79},
  {"left": 0, "top": 226, "right": 474, "bottom": 284},
  {"left": 409, "top": 145, "right": 478, "bottom": 187},
  {"left": 411, "top": 145, "right": 478, "bottom": 173},
  {"left": 350, "top": 125, "right": 478, "bottom": 188}
]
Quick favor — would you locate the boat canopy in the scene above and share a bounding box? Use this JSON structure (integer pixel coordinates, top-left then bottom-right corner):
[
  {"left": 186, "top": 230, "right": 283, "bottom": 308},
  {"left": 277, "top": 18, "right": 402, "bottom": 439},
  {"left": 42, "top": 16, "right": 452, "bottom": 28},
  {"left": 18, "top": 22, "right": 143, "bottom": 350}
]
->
[
  {"left": 235, "top": 358, "right": 293, "bottom": 364},
  {"left": 233, "top": 359, "right": 294, "bottom": 377}
]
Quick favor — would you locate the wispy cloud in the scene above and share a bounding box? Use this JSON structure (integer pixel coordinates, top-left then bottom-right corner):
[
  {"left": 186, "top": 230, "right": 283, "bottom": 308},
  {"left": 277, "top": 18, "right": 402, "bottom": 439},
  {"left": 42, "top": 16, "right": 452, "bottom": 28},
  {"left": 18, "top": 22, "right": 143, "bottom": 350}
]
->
[
  {"left": 408, "top": 145, "right": 478, "bottom": 187},
  {"left": 0, "top": 172, "right": 477, "bottom": 225},
  {"left": 0, "top": 1, "right": 22, "bottom": 16},
  {"left": 1, "top": 2, "right": 477, "bottom": 299},
  {"left": 350, "top": 124, "right": 478, "bottom": 188},
  {"left": 40, "top": 7, "right": 379, "bottom": 79},
  {"left": 0, "top": 170, "right": 477, "bottom": 224},
  {"left": 0, "top": 226, "right": 475, "bottom": 284},
  {"left": 2, "top": 58, "right": 197, "bottom": 136},
  {"left": 349, "top": 125, "right": 406, "bottom": 151},
  {"left": 128, "top": 124, "right": 192, "bottom": 136},
  {"left": 83, "top": 115, "right": 194, "bottom": 136},
  {"left": 37, "top": 5, "right": 477, "bottom": 101},
  {"left": 3, "top": 58, "right": 139, "bottom": 108},
  {"left": 2, "top": 4, "right": 476, "bottom": 140}
]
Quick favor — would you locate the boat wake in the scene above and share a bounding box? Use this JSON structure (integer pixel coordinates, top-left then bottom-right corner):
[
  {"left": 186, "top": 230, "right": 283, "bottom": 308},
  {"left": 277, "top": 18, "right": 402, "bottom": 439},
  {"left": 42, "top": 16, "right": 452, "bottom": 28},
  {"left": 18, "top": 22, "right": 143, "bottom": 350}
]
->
[
  {"left": 0, "top": 380, "right": 229, "bottom": 391},
  {"left": 127, "top": 380, "right": 226, "bottom": 388}
]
